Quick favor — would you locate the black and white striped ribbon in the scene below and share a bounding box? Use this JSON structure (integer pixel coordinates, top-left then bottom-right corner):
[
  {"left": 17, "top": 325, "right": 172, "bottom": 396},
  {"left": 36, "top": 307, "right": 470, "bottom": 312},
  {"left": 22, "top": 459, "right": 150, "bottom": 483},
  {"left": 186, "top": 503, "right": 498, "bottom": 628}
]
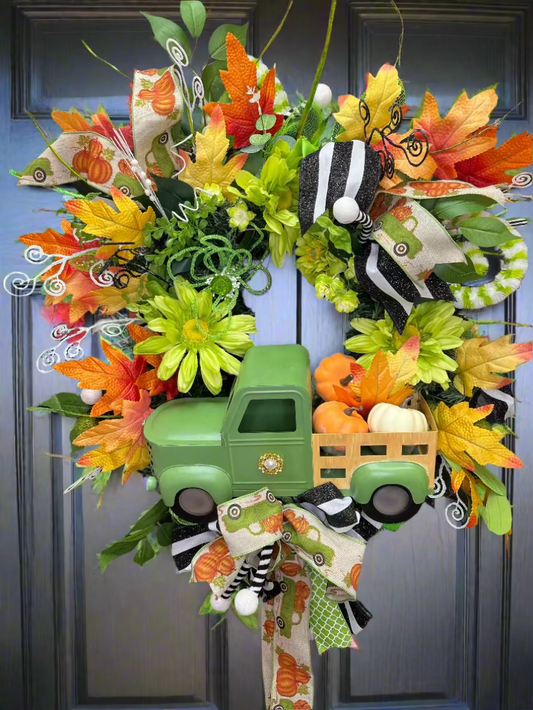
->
[
  {"left": 359, "top": 212, "right": 374, "bottom": 241},
  {"left": 470, "top": 384, "right": 515, "bottom": 423},
  {"left": 339, "top": 599, "right": 373, "bottom": 635},
  {"left": 171, "top": 520, "right": 219, "bottom": 573},
  {"left": 248, "top": 544, "right": 275, "bottom": 596},
  {"left": 355, "top": 241, "right": 453, "bottom": 334},
  {"left": 296, "top": 481, "right": 360, "bottom": 533},
  {"left": 299, "top": 140, "right": 384, "bottom": 235}
]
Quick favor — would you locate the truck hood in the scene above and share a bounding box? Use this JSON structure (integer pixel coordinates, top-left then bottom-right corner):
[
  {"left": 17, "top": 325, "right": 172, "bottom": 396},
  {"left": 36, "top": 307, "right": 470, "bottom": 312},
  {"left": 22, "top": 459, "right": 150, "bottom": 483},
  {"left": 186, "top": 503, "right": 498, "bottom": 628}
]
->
[{"left": 144, "top": 397, "right": 229, "bottom": 446}]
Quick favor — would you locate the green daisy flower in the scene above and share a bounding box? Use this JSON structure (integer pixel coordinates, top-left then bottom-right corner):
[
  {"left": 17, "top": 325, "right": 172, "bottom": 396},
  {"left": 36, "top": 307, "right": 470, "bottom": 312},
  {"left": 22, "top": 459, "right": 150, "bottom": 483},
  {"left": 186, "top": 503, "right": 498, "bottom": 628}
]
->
[
  {"left": 346, "top": 301, "right": 471, "bottom": 387},
  {"left": 295, "top": 231, "right": 345, "bottom": 285},
  {"left": 133, "top": 279, "right": 257, "bottom": 395},
  {"left": 315, "top": 274, "right": 359, "bottom": 314},
  {"left": 227, "top": 201, "right": 256, "bottom": 232}
]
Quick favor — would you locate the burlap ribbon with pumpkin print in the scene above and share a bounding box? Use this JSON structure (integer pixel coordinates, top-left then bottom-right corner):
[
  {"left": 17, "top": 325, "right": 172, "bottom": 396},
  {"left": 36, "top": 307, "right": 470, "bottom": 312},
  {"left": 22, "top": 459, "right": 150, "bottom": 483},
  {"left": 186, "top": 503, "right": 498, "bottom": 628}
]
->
[{"left": 189, "top": 487, "right": 367, "bottom": 710}]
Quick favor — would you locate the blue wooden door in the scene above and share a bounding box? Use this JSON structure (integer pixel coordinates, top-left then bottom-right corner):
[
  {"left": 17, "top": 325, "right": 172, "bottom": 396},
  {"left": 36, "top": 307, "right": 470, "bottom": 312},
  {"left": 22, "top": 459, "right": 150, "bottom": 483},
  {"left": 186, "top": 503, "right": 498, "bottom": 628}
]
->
[{"left": 2, "top": 1, "right": 533, "bottom": 709}]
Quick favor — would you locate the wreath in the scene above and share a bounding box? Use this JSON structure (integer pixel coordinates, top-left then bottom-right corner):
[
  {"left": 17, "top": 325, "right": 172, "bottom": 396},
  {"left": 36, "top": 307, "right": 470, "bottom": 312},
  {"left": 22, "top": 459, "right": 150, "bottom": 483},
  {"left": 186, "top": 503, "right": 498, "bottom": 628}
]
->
[{"left": 6, "top": 2, "right": 533, "bottom": 708}]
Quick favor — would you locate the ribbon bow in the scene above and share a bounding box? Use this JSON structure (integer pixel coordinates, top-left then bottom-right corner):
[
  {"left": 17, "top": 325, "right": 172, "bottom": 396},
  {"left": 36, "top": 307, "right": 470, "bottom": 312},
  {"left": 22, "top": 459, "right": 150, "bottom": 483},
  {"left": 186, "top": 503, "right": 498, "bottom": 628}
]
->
[{"left": 184, "top": 486, "right": 375, "bottom": 710}]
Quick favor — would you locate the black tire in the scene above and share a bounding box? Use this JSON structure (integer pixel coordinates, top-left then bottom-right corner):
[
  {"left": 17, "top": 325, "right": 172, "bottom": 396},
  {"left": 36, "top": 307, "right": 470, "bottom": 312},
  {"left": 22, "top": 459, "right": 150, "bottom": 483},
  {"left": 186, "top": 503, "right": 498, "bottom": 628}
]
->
[
  {"left": 172, "top": 488, "right": 217, "bottom": 524},
  {"left": 280, "top": 581, "right": 289, "bottom": 593},
  {"left": 393, "top": 242, "right": 410, "bottom": 257},
  {"left": 276, "top": 616, "right": 285, "bottom": 629},
  {"left": 282, "top": 531, "right": 292, "bottom": 543},
  {"left": 266, "top": 491, "right": 276, "bottom": 504},
  {"left": 33, "top": 167, "right": 47, "bottom": 183},
  {"left": 361, "top": 485, "right": 422, "bottom": 524},
  {"left": 313, "top": 552, "right": 326, "bottom": 567}
]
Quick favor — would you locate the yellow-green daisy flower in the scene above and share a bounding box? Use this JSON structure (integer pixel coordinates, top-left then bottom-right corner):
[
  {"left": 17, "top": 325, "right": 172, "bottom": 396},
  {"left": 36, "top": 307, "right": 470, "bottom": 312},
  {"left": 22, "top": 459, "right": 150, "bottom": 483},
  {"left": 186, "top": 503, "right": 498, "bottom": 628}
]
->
[{"left": 133, "top": 279, "right": 257, "bottom": 394}]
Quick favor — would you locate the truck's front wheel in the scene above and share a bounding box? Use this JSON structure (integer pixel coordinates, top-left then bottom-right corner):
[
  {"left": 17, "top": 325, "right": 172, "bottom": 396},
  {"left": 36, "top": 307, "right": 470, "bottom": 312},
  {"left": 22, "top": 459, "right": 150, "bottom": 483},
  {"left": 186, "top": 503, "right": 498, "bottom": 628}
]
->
[
  {"left": 362, "top": 485, "right": 421, "bottom": 524},
  {"left": 173, "top": 488, "right": 218, "bottom": 524}
]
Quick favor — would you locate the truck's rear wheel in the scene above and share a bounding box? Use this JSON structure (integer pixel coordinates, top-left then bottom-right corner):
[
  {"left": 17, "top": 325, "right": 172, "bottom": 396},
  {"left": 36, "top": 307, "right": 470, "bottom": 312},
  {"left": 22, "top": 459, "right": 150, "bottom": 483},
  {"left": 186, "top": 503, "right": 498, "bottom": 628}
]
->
[
  {"left": 362, "top": 485, "right": 422, "bottom": 524},
  {"left": 173, "top": 488, "right": 218, "bottom": 523}
]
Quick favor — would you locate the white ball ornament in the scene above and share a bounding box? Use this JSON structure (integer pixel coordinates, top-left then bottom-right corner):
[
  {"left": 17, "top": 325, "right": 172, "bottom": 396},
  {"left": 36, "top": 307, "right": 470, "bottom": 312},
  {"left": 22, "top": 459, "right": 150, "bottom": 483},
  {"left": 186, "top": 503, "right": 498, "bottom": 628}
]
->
[
  {"left": 210, "top": 594, "right": 232, "bottom": 613},
  {"left": 234, "top": 588, "right": 259, "bottom": 616},
  {"left": 314, "top": 83, "right": 333, "bottom": 109},
  {"left": 332, "top": 196, "right": 361, "bottom": 224},
  {"left": 81, "top": 389, "right": 103, "bottom": 405}
]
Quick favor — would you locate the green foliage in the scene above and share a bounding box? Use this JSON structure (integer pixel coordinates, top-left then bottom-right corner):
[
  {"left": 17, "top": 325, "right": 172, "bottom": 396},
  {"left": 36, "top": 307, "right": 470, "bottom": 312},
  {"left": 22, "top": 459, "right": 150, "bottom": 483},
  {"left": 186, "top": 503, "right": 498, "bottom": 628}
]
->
[
  {"left": 432, "top": 195, "right": 497, "bottom": 221},
  {"left": 460, "top": 216, "right": 514, "bottom": 247},
  {"left": 433, "top": 255, "right": 482, "bottom": 284},
  {"left": 30, "top": 392, "right": 91, "bottom": 418},
  {"left": 180, "top": 1, "right": 206, "bottom": 39},
  {"left": 70, "top": 416, "right": 99, "bottom": 453},
  {"left": 479, "top": 492, "right": 513, "bottom": 535},
  {"left": 472, "top": 462, "right": 508, "bottom": 497},
  {"left": 141, "top": 12, "right": 192, "bottom": 60},
  {"left": 202, "top": 61, "right": 227, "bottom": 102},
  {"left": 209, "top": 23, "right": 248, "bottom": 60}
]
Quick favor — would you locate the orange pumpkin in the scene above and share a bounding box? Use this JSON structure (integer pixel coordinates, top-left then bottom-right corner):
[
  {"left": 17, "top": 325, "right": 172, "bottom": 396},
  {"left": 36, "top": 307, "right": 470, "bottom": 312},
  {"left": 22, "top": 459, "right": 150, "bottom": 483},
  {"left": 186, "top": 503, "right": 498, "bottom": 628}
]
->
[
  {"left": 295, "top": 667, "right": 312, "bottom": 685},
  {"left": 218, "top": 556, "right": 236, "bottom": 576},
  {"left": 263, "top": 513, "right": 284, "bottom": 534},
  {"left": 263, "top": 619, "right": 275, "bottom": 638},
  {"left": 350, "top": 563, "right": 362, "bottom": 590},
  {"left": 276, "top": 667, "right": 298, "bottom": 697},
  {"left": 284, "top": 509, "right": 309, "bottom": 535},
  {"left": 210, "top": 539, "right": 230, "bottom": 559},
  {"left": 194, "top": 552, "right": 219, "bottom": 582},
  {"left": 313, "top": 401, "right": 368, "bottom": 435},
  {"left": 314, "top": 353, "right": 357, "bottom": 402},
  {"left": 294, "top": 702, "right": 312, "bottom": 710},
  {"left": 73, "top": 147, "right": 90, "bottom": 175},
  {"left": 279, "top": 562, "right": 302, "bottom": 577},
  {"left": 278, "top": 652, "right": 297, "bottom": 670}
]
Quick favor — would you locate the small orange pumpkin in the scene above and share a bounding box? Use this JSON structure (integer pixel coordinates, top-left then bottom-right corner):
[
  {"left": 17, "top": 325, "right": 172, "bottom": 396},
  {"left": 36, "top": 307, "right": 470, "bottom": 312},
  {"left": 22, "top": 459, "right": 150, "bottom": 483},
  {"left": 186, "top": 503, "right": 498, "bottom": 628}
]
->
[
  {"left": 218, "top": 556, "right": 236, "bottom": 577},
  {"left": 314, "top": 353, "right": 357, "bottom": 402},
  {"left": 350, "top": 563, "right": 362, "bottom": 590},
  {"left": 210, "top": 538, "right": 230, "bottom": 559},
  {"left": 284, "top": 509, "right": 309, "bottom": 535},
  {"left": 194, "top": 552, "right": 219, "bottom": 582},
  {"left": 262, "top": 513, "right": 284, "bottom": 534},
  {"left": 276, "top": 667, "right": 298, "bottom": 697},
  {"left": 313, "top": 401, "right": 368, "bottom": 435},
  {"left": 278, "top": 652, "right": 297, "bottom": 670},
  {"left": 264, "top": 619, "right": 275, "bottom": 638},
  {"left": 279, "top": 562, "right": 302, "bottom": 577},
  {"left": 295, "top": 667, "right": 312, "bottom": 685}
]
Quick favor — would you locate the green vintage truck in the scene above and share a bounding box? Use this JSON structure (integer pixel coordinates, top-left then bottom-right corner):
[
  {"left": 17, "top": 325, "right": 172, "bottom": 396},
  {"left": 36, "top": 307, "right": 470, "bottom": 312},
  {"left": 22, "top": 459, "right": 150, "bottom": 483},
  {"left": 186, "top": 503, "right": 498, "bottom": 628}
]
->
[{"left": 145, "top": 345, "right": 437, "bottom": 525}]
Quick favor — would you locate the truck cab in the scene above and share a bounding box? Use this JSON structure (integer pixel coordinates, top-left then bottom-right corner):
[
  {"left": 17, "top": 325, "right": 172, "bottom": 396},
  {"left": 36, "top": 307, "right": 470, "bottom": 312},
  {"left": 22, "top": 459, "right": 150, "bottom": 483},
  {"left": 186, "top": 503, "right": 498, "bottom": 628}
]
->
[{"left": 145, "top": 344, "right": 436, "bottom": 524}]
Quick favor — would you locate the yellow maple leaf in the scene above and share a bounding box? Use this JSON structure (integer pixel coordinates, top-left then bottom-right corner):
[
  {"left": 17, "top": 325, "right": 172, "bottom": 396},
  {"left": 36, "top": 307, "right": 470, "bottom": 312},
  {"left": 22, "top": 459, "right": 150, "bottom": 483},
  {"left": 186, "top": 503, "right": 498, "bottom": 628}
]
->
[
  {"left": 91, "top": 275, "right": 150, "bottom": 316},
  {"left": 434, "top": 401, "right": 523, "bottom": 471},
  {"left": 334, "top": 63, "right": 402, "bottom": 144},
  {"left": 179, "top": 105, "right": 248, "bottom": 198},
  {"left": 454, "top": 335, "right": 533, "bottom": 396},
  {"left": 65, "top": 188, "right": 155, "bottom": 260},
  {"left": 452, "top": 468, "right": 484, "bottom": 528},
  {"left": 386, "top": 336, "right": 420, "bottom": 394}
]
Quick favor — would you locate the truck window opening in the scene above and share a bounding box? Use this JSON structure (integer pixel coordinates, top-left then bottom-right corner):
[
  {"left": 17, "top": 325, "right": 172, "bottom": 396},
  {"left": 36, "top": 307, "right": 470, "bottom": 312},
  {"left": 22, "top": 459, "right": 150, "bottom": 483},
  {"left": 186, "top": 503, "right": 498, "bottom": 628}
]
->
[
  {"left": 360, "top": 445, "right": 387, "bottom": 456},
  {"left": 320, "top": 468, "right": 347, "bottom": 479},
  {"left": 238, "top": 398, "right": 297, "bottom": 434}
]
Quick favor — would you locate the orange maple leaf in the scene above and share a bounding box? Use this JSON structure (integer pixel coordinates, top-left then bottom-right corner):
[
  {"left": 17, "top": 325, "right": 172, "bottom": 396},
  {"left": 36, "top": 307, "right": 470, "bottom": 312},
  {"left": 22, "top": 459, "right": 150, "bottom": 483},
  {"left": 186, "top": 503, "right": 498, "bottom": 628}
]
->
[
  {"left": 204, "top": 33, "right": 284, "bottom": 148},
  {"left": 333, "top": 343, "right": 417, "bottom": 418},
  {"left": 20, "top": 220, "right": 100, "bottom": 281},
  {"left": 128, "top": 324, "right": 179, "bottom": 400},
  {"left": 54, "top": 339, "right": 147, "bottom": 417},
  {"left": 455, "top": 132, "right": 533, "bottom": 187},
  {"left": 75, "top": 390, "right": 153, "bottom": 482},
  {"left": 52, "top": 110, "right": 134, "bottom": 151},
  {"left": 45, "top": 270, "right": 102, "bottom": 324},
  {"left": 406, "top": 89, "right": 499, "bottom": 180}
]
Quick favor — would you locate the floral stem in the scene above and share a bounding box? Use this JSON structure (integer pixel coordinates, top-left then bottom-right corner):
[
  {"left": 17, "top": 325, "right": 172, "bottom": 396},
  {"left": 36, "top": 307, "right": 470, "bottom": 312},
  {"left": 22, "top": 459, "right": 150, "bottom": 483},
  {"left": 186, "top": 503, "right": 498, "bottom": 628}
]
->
[
  {"left": 259, "top": 0, "right": 294, "bottom": 60},
  {"left": 296, "top": 0, "right": 337, "bottom": 140},
  {"left": 475, "top": 320, "right": 533, "bottom": 328}
]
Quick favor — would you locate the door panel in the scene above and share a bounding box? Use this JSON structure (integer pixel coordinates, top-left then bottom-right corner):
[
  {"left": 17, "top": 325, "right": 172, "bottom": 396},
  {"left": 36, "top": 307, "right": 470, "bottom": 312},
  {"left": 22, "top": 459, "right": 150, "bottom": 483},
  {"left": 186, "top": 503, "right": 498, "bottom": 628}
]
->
[{"left": 2, "top": 1, "right": 533, "bottom": 710}]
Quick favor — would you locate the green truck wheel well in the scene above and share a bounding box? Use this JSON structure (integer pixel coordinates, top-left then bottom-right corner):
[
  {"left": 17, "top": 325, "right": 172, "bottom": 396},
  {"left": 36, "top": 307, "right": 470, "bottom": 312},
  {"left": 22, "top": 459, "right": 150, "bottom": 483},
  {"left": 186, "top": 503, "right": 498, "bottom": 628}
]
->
[
  {"left": 350, "top": 461, "right": 431, "bottom": 505},
  {"left": 159, "top": 465, "right": 232, "bottom": 508}
]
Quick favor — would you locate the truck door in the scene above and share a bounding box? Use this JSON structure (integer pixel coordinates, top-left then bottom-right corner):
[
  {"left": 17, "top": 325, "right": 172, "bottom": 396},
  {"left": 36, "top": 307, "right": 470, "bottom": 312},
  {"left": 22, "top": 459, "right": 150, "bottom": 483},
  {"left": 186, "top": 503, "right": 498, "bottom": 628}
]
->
[{"left": 224, "top": 393, "right": 313, "bottom": 498}]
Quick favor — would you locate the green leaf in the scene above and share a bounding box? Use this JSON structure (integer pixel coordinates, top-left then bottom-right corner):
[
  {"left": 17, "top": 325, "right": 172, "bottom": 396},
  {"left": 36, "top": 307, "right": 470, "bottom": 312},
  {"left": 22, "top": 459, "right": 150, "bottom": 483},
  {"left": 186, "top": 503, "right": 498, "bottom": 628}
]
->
[
  {"left": 130, "top": 499, "right": 169, "bottom": 534},
  {"left": 480, "top": 492, "right": 513, "bottom": 535},
  {"left": 70, "top": 416, "right": 99, "bottom": 453},
  {"left": 328, "top": 226, "right": 352, "bottom": 254},
  {"left": 29, "top": 392, "right": 91, "bottom": 418},
  {"left": 146, "top": 176, "right": 195, "bottom": 214},
  {"left": 240, "top": 144, "right": 264, "bottom": 154},
  {"left": 208, "top": 23, "right": 248, "bottom": 60},
  {"left": 233, "top": 601, "right": 259, "bottom": 630},
  {"left": 472, "top": 462, "right": 507, "bottom": 496},
  {"left": 433, "top": 255, "right": 482, "bottom": 284},
  {"left": 256, "top": 115, "right": 277, "bottom": 131},
  {"left": 202, "top": 61, "right": 226, "bottom": 102},
  {"left": 249, "top": 133, "right": 271, "bottom": 146},
  {"left": 156, "top": 522, "right": 174, "bottom": 546},
  {"left": 460, "top": 217, "right": 514, "bottom": 247},
  {"left": 134, "top": 537, "right": 157, "bottom": 566},
  {"left": 180, "top": 1, "right": 206, "bottom": 39},
  {"left": 100, "top": 538, "right": 139, "bottom": 573},
  {"left": 432, "top": 195, "right": 497, "bottom": 221},
  {"left": 141, "top": 12, "right": 192, "bottom": 60}
]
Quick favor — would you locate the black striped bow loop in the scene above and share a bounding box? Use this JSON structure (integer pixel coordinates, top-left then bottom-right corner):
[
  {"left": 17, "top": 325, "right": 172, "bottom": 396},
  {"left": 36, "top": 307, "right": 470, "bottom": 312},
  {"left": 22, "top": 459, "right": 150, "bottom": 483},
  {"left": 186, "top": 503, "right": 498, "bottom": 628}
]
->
[{"left": 171, "top": 520, "right": 219, "bottom": 572}]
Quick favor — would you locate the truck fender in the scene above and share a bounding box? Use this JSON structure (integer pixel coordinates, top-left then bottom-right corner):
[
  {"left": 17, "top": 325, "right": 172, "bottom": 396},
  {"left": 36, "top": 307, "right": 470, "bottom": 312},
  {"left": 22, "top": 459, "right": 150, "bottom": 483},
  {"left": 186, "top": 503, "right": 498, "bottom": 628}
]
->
[
  {"left": 350, "top": 461, "right": 430, "bottom": 505},
  {"left": 159, "top": 465, "right": 232, "bottom": 508}
]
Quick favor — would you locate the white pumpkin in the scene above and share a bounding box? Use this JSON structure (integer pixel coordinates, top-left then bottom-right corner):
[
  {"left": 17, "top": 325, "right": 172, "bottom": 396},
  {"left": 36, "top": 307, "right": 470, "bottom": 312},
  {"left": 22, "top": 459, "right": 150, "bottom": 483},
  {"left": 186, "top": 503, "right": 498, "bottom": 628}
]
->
[{"left": 367, "top": 402, "right": 428, "bottom": 433}]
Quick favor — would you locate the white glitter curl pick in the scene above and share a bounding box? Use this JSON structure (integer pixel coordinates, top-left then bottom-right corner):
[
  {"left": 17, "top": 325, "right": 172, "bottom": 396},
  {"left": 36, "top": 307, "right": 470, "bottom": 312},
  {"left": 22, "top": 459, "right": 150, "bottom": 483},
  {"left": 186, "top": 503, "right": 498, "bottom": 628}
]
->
[
  {"left": 4, "top": 241, "right": 102, "bottom": 298},
  {"left": 429, "top": 457, "right": 447, "bottom": 499},
  {"left": 166, "top": 38, "right": 205, "bottom": 115},
  {"left": 37, "top": 317, "right": 139, "bottom": 374},
  {"left": 445, "top": 494, "right": 470, "bottom": 530}
]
